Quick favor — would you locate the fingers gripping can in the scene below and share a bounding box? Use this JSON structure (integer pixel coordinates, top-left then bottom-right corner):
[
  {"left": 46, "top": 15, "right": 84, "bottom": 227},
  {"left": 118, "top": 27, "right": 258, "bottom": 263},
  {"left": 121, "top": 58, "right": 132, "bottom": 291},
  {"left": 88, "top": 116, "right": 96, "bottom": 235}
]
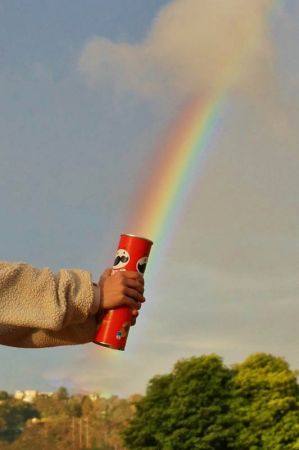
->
[{"left": 94, "top": 234, "right": 153, "bottom": 350}]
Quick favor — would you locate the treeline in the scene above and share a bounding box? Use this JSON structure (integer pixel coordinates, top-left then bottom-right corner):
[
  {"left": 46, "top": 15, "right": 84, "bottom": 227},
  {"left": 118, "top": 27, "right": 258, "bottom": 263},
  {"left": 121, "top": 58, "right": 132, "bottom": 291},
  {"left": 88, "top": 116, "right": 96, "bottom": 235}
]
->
[
  {"left": 0, "top": 353, "right": 299, "bottom": 450},
  {"left": 123, "top": 353, "right": 299, "bottom": 450},
  {"left": 0, "top": 387, "right": 140, "bottom": 450}
]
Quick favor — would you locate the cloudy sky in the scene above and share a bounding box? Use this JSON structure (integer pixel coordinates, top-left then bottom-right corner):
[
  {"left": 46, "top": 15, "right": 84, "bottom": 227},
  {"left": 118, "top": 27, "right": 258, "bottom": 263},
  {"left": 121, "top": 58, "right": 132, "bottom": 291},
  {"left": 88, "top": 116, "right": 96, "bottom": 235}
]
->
[{"left": 0, "top": 0, "right": 298, "bottom": 397}]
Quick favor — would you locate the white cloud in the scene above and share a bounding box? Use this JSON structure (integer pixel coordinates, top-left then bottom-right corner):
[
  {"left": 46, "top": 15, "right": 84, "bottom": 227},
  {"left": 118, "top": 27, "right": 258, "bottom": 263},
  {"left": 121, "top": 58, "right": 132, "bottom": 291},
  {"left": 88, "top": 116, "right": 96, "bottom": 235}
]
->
[{"left": 78, "top": 0, "right": 274, "bottom": 99}]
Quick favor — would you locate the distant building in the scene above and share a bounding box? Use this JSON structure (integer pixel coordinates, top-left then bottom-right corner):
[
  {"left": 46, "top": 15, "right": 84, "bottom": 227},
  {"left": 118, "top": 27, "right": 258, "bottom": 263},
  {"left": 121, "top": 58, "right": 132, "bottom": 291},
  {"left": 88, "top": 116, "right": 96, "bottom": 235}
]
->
[
  {"left": 38, "top": 391, "right": 53, "bottom": 397},
  {"left": 14, "top": 390, "right": 37, "bottom": 403},
  {"left": 88, "top": 393, "right": 100, "bottom": 402},
  {"left": 23, "top": 390, "right": 38, "bottom": 403},
  {"left": 14, "top": 390, "right": 25, "bottom": 400},
  {"left": 14, "top": 390, "right": 54, "bottom": 402}
]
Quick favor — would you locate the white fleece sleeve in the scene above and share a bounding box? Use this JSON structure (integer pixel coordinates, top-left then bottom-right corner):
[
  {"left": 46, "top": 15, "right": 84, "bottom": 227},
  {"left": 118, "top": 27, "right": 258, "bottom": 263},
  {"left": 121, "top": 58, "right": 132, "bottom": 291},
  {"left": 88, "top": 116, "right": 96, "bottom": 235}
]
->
[{"left": 0, "top": 261, "right": 98, "bottom": 347}]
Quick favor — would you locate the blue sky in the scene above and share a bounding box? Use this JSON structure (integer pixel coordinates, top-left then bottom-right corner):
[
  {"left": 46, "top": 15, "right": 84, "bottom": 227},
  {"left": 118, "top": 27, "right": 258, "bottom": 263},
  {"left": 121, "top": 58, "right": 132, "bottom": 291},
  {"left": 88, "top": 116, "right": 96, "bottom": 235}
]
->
[{"left": 0, "top": 0, "right": 298, "bottom": 397}]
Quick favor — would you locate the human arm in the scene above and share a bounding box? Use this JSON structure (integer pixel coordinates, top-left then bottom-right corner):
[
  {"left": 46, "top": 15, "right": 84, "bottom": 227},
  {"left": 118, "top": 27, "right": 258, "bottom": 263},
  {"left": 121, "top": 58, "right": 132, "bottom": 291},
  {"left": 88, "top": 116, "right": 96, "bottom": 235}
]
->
[{"left": 0, "top": 261, "right": 144, "bottom": 348}]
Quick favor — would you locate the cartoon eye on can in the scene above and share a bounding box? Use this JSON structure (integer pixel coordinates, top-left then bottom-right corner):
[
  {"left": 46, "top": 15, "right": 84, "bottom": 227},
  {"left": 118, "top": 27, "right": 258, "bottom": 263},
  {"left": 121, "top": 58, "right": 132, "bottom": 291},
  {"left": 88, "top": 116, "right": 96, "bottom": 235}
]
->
[
  {"left": 136, "top": 256, "right": 148, "bottom": 275},
  {"left": 113, "top": 249, "right": 130, "bottom": 269}
]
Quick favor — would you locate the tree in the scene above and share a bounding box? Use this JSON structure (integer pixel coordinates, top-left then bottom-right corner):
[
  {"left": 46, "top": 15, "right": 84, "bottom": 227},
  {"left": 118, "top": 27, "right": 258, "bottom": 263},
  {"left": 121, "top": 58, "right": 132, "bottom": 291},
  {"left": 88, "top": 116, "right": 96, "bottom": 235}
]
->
[
  {"left": 230, "top": 353, "right": 299, "bottom": 450},
  {"left": 125, "top": 373, "right": 173, "bottom": 449},
  {"left": 81, "top": 395, "right": 94, "bottom": 417},
  {"left": 54, "top": 387, "right": 69, "bottom": 401},
  {"left": 0, "top": 400, "right": 39, "bottom": 442},
  {"left": 123, "top": 353, "right": 299, "bottom": 450},
  {"left": 123, "top": 355, "right": 233, "bottom": 450},
  {"left": 0, "top": 392, "right": 9, "bottom": 401},
  {"left": 66, "top": 399, "right": 82, "bottom": 418}
]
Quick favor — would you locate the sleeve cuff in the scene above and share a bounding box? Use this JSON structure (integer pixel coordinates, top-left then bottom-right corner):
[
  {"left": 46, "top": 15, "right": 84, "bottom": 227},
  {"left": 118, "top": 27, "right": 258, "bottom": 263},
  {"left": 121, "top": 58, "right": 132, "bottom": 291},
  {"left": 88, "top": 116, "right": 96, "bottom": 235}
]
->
[{"left": 90, "top": 282, "right": 101, "bottom": 315}]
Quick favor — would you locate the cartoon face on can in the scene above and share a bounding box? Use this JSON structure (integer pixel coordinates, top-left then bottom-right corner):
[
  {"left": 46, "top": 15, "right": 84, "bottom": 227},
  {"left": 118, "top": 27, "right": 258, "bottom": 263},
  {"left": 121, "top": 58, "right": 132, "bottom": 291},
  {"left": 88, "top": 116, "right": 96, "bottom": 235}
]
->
[
  {"left": 136, "top": 256, "right": 148, "bottom": 275},
  {"left": 113, "top": 249, "right": 130, "bottom": 269}
]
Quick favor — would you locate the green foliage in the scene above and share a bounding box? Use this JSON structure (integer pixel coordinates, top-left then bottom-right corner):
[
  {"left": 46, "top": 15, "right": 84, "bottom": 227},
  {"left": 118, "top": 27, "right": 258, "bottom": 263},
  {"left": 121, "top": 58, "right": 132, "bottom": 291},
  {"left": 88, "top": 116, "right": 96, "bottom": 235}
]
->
[
  {"left": 0, "top": 392, "right": 9, "bottom": 401},
  {"left": 34, "top": 394, "right": 68, "bottom": 418},
  {"left": 1, "top": 353, "right": 298, "bottom": 450},
  {"left": 123, "top": 373, "right": 173, "bottom": 449},
  {"left": 123, "top": 353, "right": 299, "bottom": 450},
  {"left": 124, "top": 355, "right": 234, "bottom": 449},
  {"left": 65, "top": 398, "right": 82, "bottom": 418},
  {"left": 230, "top": 353, "right": 299, "bottom": 450},
  {"left": 165, "top": 355, "right": 234, "bottom": 450},
  {"left": 81, "top": 395, "right": 94, "bottom": 416},
  {"left": 0, "top": 400, "right": 39, "bottom": 442},
  {"left": 54, "top": 387, "right": 69, "bottom": 401}
]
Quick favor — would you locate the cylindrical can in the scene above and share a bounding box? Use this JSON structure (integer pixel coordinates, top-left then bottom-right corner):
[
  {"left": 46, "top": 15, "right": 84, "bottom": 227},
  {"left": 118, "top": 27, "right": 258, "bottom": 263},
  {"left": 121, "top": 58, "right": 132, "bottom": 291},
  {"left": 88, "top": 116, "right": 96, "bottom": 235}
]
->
[{"left": 94, "top": 234, "right": 153, "bottom": 350}]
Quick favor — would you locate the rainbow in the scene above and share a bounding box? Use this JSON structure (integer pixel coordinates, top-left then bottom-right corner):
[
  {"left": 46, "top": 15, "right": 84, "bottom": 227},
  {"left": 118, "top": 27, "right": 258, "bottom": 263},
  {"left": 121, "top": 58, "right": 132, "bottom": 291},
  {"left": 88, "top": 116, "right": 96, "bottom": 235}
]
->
[
  {"left": 128, "top": 0, "right": 284, "bottom": 277},
  {"left": 87, "top": 1, "right": 285, "bottom": 364},
  {"left": 129, "top": 93, "right": 224, "bottom": 241}
]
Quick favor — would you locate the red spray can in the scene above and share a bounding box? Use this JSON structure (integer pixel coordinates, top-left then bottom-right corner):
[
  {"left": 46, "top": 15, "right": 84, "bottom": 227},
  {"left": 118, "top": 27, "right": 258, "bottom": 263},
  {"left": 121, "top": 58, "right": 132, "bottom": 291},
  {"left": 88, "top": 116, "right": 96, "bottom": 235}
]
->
[{"left": 94, "top": 234, "right": 153, "bottom": 350}]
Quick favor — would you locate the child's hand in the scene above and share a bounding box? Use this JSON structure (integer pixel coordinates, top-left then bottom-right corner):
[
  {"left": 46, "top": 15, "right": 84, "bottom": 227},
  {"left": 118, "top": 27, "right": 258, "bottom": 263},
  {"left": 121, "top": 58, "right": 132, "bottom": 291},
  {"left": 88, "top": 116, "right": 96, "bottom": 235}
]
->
[{"left": 93, "top": 268, "right": 145, "bottom": 325}]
